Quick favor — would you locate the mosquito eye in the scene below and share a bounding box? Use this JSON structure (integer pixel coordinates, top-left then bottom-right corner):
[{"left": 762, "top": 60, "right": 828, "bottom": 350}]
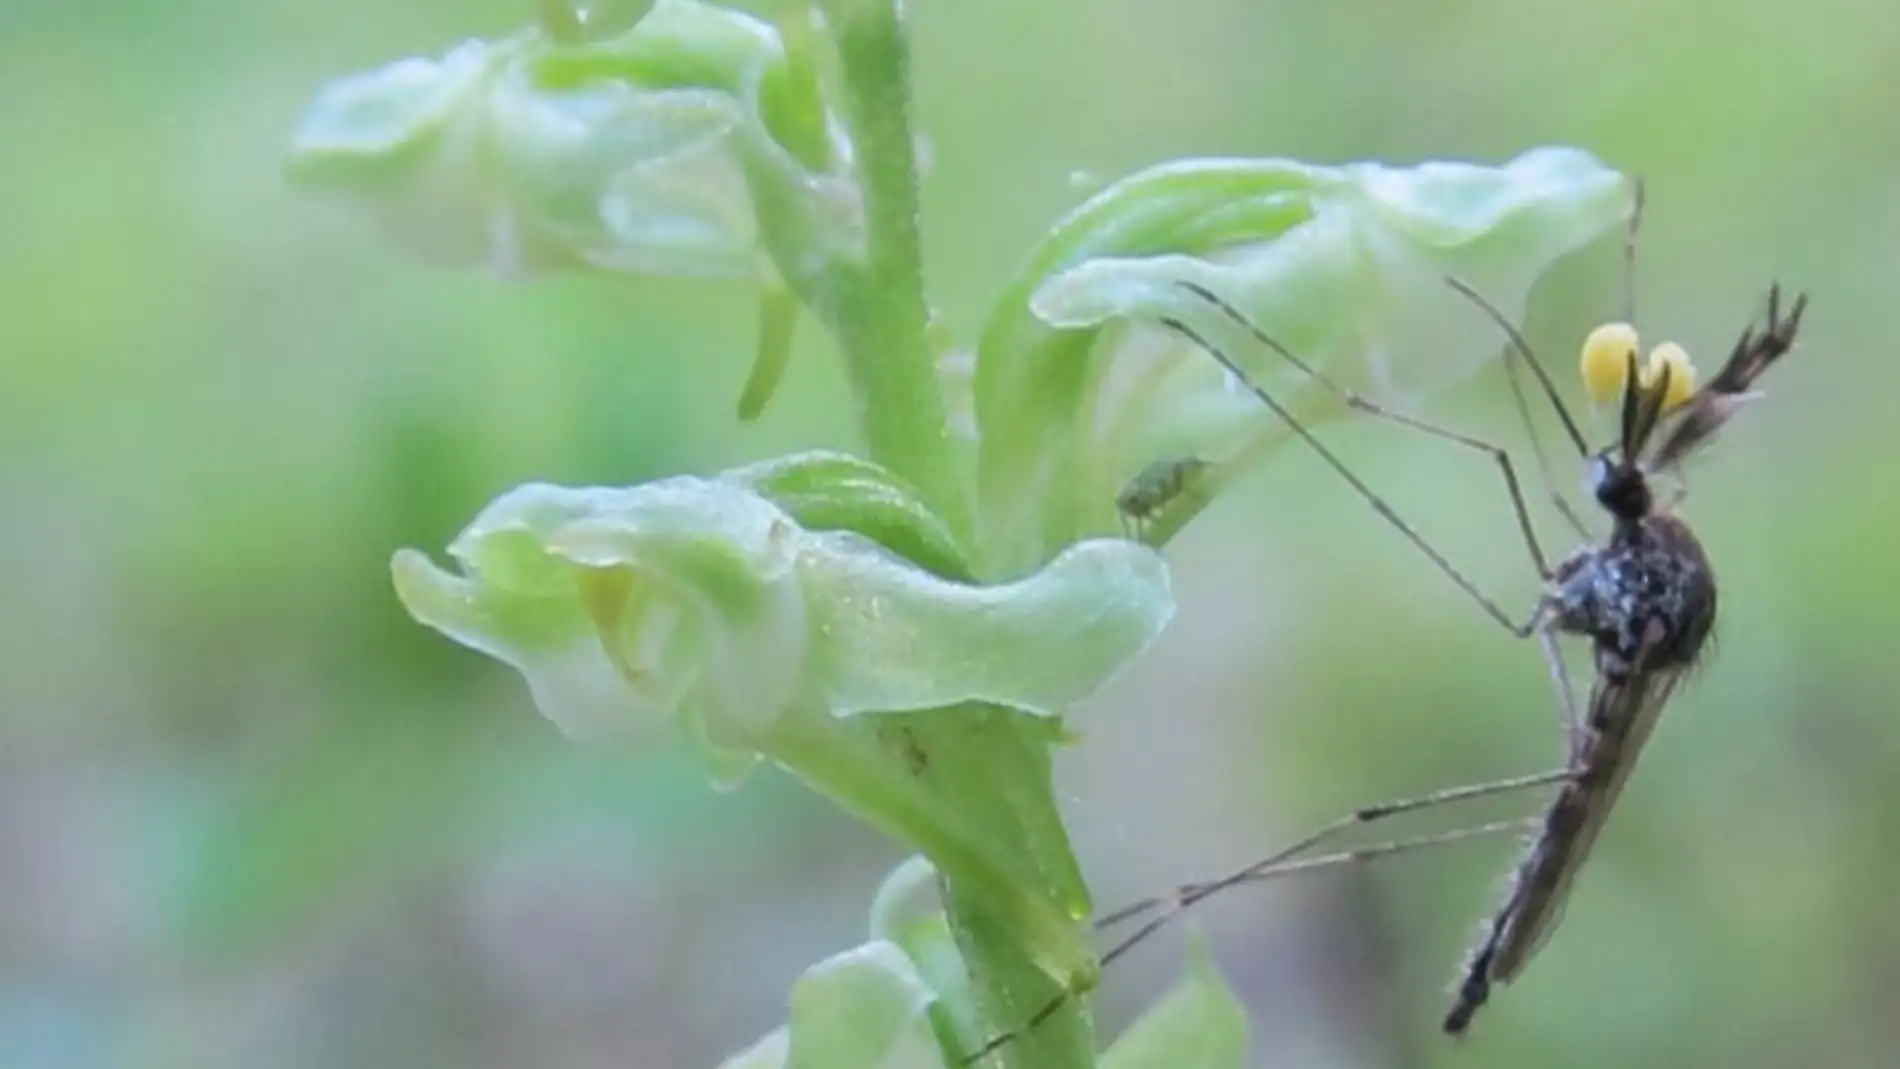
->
[
  {"left": 1584, "top": 454, "right": 1614, "bottom": 496},
  {"left": 1642, "top": 342, "right": 1697, "bottom": 410},
  {"left": 1580, "top": 322, "right": 1640, "bottom": 406}
]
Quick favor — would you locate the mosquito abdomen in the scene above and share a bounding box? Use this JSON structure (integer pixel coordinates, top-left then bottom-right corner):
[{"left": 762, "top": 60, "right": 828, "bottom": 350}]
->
[{"left": 1442, "top": 777, "right": 1606, "bottom": 1034}]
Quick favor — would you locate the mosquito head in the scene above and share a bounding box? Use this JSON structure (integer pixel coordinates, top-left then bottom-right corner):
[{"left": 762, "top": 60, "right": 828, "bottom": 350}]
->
[{"left": 1585, "top": 450, "right": 1651, "bottom": 521}]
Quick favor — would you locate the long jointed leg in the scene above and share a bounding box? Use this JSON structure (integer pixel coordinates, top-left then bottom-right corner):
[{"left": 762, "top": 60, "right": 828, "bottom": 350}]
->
[
  {"left": 1445, "top": 176, "right": 1645, "bottom": 542},
  {"left": 1179, "top": 280, "right": 1560, "bottom": 578},
  {"left": 1538, "top": 626, "right": 1587, "bottom": 754},
  {"left": 1497, "top": 332, "right": 1593, "bottom": 541},
  {"left": 1439, "top": 275, "right": 1604, "bottom": 543},
  {"left": 1093, "top": 818, "right": 1532, "bottom": 934},
  {"left": 1092, "top": 769, "right": 1573, "bottom": 965},
  {"left": 1158, "top": 314, "right": 1537, "bottom": 637},
  {"left": 1623, "top": 176, "right": 1647, "bottom": 327},
  {"left": 1442, "top": 278, "right": 1592, "bottom": 460},
  {"left": 963, "top": 769, "right": 1573, "bottom": 1064}
]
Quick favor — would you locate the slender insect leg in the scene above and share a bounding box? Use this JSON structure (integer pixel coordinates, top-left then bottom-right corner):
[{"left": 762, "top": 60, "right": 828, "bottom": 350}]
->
[
  {"left": 1442, "top": 271, "right": 1612, "bottom": 544},
  {"left": 1444, "top": 278, "right": 1592, "bottom": 460},
  {"left": 1094, "top": 819, "right": 1533, "bottom": 932},
  {"left": 1623, "top": 176, "right": 1647, "bottom": 327},
  {"left": 1537, "top": 624, "right": 1585, "bottom": 754},
  {"left": 1499, "top": 342, "right": 1592, "bottom": 540},
  {"left": 1094, "top": 769, "right": 1573, "bottom": 967},
  {"left": 1180, "top": 280, "right": 1559, "bottom": 580},
  {"left": 963, "top": 770, "right": 1571, "bottom": 1065},
  {"left": 1158, "top": 315, "right": 1537, "bottom": 637}
]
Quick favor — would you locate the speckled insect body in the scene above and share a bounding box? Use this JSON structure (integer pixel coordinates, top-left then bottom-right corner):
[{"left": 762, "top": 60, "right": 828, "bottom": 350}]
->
[
  {"left": 1115, "top": 455, "right": 1211, "bottom": 539},
  {"left": 1549, "top": 513, "right": 1717, "bottom": 678},
  {"left": 1442, "top": 282, "right": 1807, "bottom": 1035}
]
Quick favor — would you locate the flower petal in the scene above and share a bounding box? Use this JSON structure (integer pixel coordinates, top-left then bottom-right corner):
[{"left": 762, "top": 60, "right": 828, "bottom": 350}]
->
[{"left": 976, "top": 148, "right": 1632, "bottom": 568}]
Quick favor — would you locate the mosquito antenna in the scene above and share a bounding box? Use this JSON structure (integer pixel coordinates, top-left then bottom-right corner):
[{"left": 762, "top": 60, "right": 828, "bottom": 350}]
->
[
  {"left": 1445, "top": 277, "right": 1591, "bottom": 458},
  {"left": 1499, "top": 334, "right": 1592, "bottom": 539},
  {"left": 1624, "top": 175, "right": 1646, "bottom": 328},
  {"left": 1156, "top": 315, "right": 1531, "bottom": 635}
]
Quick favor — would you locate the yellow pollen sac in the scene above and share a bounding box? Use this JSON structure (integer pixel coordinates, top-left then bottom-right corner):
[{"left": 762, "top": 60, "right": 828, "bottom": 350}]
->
[
  {"left": 1580, "top": 322, "right": 1640, "bottom": 405},
  {"left": 1642, "top": 342, "right": 1697, "bottom": 410}
]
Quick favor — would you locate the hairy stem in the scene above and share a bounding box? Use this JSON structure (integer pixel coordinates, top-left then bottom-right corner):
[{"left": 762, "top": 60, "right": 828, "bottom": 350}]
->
[
  {"left": 812, "top": 0, "right": 971, "bottom": 544},
  {"left": 801, "top": 4, "right": 1096, "bottom": 1064}
]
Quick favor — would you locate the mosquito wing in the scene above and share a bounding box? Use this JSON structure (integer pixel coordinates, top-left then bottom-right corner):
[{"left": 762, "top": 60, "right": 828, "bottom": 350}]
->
[
  {"left": 1445, "top": 650, "right": 1688, "bottom": 1033},
  {"left": 1494, "top": 661, "right": 1685, "bottom": 975}
]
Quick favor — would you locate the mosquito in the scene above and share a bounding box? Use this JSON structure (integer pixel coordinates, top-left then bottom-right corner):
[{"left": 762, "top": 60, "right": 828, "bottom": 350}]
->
[{"left": 966, "top": 189, "right": 1809, "bottom": 1061}]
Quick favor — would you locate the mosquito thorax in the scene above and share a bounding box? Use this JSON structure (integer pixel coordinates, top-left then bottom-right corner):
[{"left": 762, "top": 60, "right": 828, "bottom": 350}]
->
[{"left": 1549, "top": 514, "right": 1716, "bottom": 680}]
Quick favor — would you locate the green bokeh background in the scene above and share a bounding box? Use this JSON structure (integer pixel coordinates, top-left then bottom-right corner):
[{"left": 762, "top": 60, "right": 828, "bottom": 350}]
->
[{"left": 5, "top": 2, "right": 1895, "bottom": 1067}]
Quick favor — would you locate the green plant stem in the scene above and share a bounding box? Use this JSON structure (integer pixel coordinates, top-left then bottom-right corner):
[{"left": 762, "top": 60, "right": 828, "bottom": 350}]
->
[
  {"left": 801, "top": 4, "right": 1094, "bottom": 1064},
  {"left": 812, "top": 0, "right": 971, "bottom": 545},
  {"left": 764, "top": 707, "right": 1095, "bottom": 1069}
]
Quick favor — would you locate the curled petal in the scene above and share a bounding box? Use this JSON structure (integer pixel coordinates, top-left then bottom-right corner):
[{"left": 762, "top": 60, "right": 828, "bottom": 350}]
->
[
  {"left": 804, "top": 535, "right": 1172, "bottom": 718},
  {"left": 394, "top": 460, "right": 1172, "bottom": 786}
]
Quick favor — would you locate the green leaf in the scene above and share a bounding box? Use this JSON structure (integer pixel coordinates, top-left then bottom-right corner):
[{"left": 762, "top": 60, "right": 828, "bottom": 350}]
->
[
  {"left": 1100, "top": 932, "right": 1247, "bottom": 1069},
  {"left": 718, "top": 940, "right": 949, "bottom": 1069},
  {"left": 973, "top": 147, "right": 1632, "bottom": 572}
]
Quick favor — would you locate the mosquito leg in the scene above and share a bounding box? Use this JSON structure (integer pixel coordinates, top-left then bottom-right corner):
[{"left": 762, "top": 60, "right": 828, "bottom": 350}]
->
[
  {"left": 1159, "top": 315, "right": 1540, "bottom": 637},
  {"left": 1537, "top": 625, "right": 1585, "bottom": 755},
  {"left": 1444, "top": 271, "right": 1611, "bottom": 550},
  {"left": 1444, "top": 277, "right": 1591, "bottom": 460},
  {"left": 1499, "top": 339, "right": 1592, "bottom": 541},
  {"left": 1180, "top": 280, "right": 1559, "bottom": 581},
  {"left": 1095, "top": 818, "right": 1533, "bottom": 933},
  {"left": 1623, "top": 175, "right": 1647, "bottom": 327},
  {"left": 1091, "top": 768, "right": 1574, "bottom": 969},
  {"left": 964, "top": 772, "right": 1570, "bottom": 1065}
]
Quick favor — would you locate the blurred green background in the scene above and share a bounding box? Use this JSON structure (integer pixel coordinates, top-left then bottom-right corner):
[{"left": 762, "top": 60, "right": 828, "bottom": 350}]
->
[{"left": 4, "top": 1, "right": 1897, "bottom": 1067}]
